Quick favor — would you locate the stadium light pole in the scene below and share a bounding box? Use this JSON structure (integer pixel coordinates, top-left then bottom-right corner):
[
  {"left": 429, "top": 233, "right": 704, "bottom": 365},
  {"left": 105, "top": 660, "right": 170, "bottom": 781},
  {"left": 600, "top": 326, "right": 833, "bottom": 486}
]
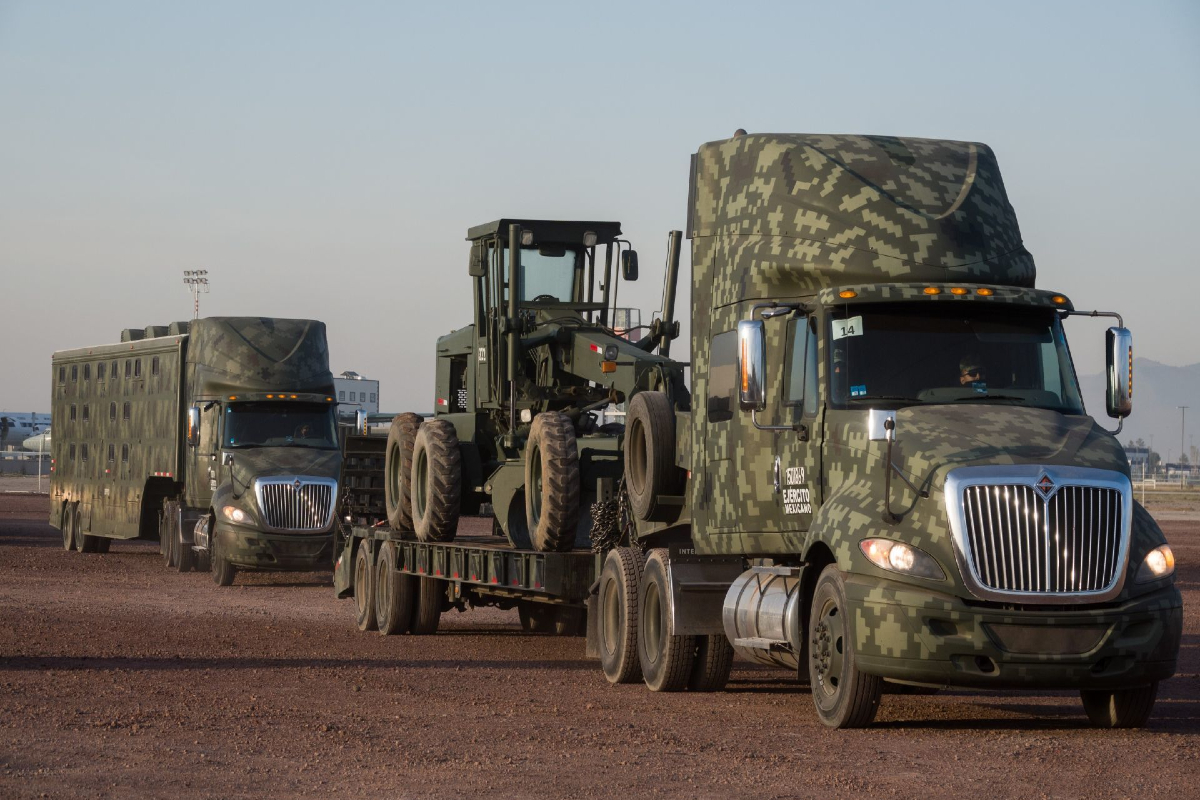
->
[
  {"left": 1180, "top": 406, "right": 1189, "bottom": 488},
  {"left": 183, "top": 270, "right": 210, "bottom": 319}
]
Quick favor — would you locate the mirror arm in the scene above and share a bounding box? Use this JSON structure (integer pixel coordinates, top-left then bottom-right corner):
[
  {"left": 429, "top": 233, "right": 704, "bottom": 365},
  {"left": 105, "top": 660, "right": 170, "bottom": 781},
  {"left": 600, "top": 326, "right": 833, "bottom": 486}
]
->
[{"left": 1067, "top": 309, "right": 1124, "bottom": 326}]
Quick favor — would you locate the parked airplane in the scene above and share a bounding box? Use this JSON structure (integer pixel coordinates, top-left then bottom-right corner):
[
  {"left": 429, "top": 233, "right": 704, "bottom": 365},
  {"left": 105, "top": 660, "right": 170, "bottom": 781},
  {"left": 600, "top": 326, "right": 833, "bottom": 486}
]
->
[
  {"left": 0, "top": 413, "right": 51, "bottom": 450},
  {"left": 22, "top": 428, "right": 51, "bottom": 453}
]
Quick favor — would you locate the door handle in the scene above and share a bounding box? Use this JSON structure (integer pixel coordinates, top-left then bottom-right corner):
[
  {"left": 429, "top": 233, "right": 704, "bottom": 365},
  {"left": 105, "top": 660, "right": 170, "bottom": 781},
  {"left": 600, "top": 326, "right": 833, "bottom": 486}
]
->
[{"left": 773, "top": 456, "right": 781, "bottom": 494}]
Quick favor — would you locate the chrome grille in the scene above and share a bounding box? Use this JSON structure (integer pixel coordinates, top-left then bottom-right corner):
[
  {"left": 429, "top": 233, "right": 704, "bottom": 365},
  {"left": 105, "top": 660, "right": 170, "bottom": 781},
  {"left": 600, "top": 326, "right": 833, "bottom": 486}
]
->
[
  {"left": 946, "top": 466, "right": 1131, "bottom": 604},
  {"left": 255, "top": 478, "right": 337, "bottom": 532}
]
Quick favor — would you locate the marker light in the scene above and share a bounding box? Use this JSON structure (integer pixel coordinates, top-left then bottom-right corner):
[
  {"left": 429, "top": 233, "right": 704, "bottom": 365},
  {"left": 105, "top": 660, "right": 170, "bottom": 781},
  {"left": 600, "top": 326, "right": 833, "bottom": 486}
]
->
[
  {"left": 601, "top": 361, "right": 617, "bottom": 373},
  {"left": 1136, "top": 545, "right": 1175, "bottom": 582},
  {"left": 221, "top": 505, "right": 248, "bottom": 524},
  {"left": 860, "top": 539, "right": 945, "bottom": 580},
  {"left": 290, "top": 394, "right": 297, "bottom": 399},
  {"left": 520, "top": 409, "right": 533, "bottom": 423},
  {"left": 839, "top": 290, "right": 857, "bottom": 299},
  {"left": 976, "top": 288, "right": 994, "bottom": 296},
  {"left": 520, "top": 230, "right": 534, "bottom": 246},
  {"left": 266, "top": 394, "right": 274, "bottom": 399},
  {"left": 923, "top": 287, "right": 941, "bottom": 295},
  {"left": 950, "top": 287, "right": 968, "bottom": 296},
  {"left": 582, "top": 231, "right": 598, "bottom": 248},
  {"left": 1051, "top": 295, "right": 1068, "bottom": 305}
]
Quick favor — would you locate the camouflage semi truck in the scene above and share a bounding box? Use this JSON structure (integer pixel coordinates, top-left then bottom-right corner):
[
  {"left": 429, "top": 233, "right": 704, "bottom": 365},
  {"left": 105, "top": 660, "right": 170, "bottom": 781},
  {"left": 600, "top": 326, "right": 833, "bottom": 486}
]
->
[
  {"left": 590, "top": 132, "right": 1181, "bottom": 728},
  {"left": 50, "top": 317, "right": 342, "bottom": 586}
]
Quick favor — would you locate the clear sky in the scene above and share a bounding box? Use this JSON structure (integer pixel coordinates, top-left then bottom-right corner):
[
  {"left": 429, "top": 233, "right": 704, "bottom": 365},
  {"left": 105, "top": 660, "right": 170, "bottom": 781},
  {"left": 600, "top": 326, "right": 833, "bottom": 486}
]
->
[{"left": 1, "top": 0, "right": 1198, "bottom": 415}]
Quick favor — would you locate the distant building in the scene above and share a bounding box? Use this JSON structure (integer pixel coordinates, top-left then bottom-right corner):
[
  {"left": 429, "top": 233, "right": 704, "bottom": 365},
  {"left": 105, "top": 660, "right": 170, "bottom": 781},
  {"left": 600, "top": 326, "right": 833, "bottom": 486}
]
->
[
  {"left": 333, "top": 371, "right": 379, "bottom": 422},
  {"left": 1124, "top": 445, "right": 1151, "bottom": 469}
]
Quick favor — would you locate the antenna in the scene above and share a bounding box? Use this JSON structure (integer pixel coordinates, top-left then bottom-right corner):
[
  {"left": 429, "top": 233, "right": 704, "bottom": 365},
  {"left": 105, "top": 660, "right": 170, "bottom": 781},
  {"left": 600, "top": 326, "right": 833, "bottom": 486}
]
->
[{"left": 182, "top": 270, "right": 210, "bottom": 319}]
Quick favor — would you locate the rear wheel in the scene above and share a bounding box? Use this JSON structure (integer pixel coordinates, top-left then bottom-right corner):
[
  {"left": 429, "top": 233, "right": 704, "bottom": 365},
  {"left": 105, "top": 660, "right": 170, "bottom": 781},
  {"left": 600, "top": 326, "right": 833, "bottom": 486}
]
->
[
  {"left": 1080, "top": 683, "right": 1159, "bottom": 728},
  {"left": 599, "top": 547, "right": 645, "bottom": 684},
  {"left": 166, "top": 501, "right": 192, "bottom": 573},
  {"left": 61, "top": 504, "right": 75, "bottom": 551},
  {"left": 637, "top": 548, "right": 696, "bottom": 692},
  {"left": 353, "top": 543, "right": 376, "bottom": 632},
  {"left": 808, "top": 565, "right": 882, "bottom": 728},
  {"left": 518, "top": 601, "right": 555, "bottom": 633},
  {"left": 375, "top": 541, "right": 417, "bottom": 635},
  {"left": 410, "top": 577, "right": 443, "bottom": 635},
  {"left": 525, "top": 412, "right": 580, "bottom": 552},
  {"left": 624, "top": 392, "right": 682, "bottom": 521},
  {"left": 412, "top": 420, "right": 461, "bottom": 543},
  {"left": 74, "top": 508, "right": 88, "bottom": 553},
  {"left": 688, "top": 635, "right": 734, "bottom": 692},
  {"left": 94, "top": 536, "right": 111, "bottom": 554},
  {"left": 384, "top": 413, "right": 423, "bottom": 532},
  {"left": 160, "top": 508, "right": 177, "bottom": 568}
]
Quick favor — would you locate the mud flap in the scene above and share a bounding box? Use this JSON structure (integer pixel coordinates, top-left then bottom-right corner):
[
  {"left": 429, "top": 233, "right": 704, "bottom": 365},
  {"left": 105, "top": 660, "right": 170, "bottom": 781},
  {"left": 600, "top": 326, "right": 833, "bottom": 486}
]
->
[
  {"left": 333, "top": 536, "right": 356, "bottom": 598},
  {"left": 584, "top": 590, "right": 600, "bottom": 659}
]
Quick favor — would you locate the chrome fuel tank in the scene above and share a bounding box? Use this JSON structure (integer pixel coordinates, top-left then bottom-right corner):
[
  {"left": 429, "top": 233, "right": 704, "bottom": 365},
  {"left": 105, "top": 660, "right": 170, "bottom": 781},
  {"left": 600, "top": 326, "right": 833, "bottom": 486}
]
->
[{"left": 722, "top": 567, "right": 803, "bottom": 669}]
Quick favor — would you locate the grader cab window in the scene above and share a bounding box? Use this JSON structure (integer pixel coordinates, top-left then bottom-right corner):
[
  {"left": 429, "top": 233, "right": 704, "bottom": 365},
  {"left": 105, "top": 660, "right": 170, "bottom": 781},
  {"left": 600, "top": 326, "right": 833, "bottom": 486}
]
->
[{"left": 502, "top": 246, "right": 580, "bottom": 304}]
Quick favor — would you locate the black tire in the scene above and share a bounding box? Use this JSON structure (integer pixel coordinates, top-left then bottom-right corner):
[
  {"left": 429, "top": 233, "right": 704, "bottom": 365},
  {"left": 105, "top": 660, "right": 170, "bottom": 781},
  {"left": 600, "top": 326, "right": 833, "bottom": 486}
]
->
[
  {"left": 74, "top": 507, "right": 88, "bottom": 553},
  {"left": 524, "top": 412, "right": 580, "bottom": 552},
  {"left": 1080, "top": 683, "right": 1159, "bottom": 728},
  {"left": 518, "top": 601, "right": 555, "bottom": 633},
  {"left": 94, "top": 536, "right": 111, "bottom": 554},
  {"left": 411, "top": 419, "right": 461, "bottom": 543},
  {"left": 61, "top": 503, "right": 75, "bottom": 551},
  {"left": 599, "top": 546, "right": 645, "bottom": 684},
  {"left": 624, "top": 392, "right": 683, "bottom": 521},
  {"left": 211, "top": 533, "right": 236, "bottom": 587},
  {"left": 637, "top": 548, "right": 696, "bottom": 692},
  {"left": 808, "top": 565, "right": 882, "bottom": 728},
  {"left": 375, "top": 541, "right": 417, "bottom": 636},
  {"left": 169, "top": 502, "right": 193, "bottom": 573},
  {"left": 161, "top": 508, "right": 176, "bottom": 568},
  {"left": 553, "top": 606, "right": 586, "bottom": 637},
  {"left": 384, "top": 413, "right": 423, "bottom": 532},
  {"left": 410, "top": 577, "right": 442, "bottom": 635},
  {"left": 688, "top": 635, "right": 734, "bottom": 692},
  {"left": 353, "top": 543, "right": 376, "bottom": 632}
]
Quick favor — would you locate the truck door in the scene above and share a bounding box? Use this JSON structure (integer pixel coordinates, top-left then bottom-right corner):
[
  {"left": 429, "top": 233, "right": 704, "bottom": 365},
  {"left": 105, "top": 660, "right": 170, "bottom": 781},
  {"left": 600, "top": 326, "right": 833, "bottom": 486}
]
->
[
  {"left": 706, "top": 312, "right": 820, "bottom": 536},
  {"left": 186, "top": 403, "right": 222, "bottom": 510}
]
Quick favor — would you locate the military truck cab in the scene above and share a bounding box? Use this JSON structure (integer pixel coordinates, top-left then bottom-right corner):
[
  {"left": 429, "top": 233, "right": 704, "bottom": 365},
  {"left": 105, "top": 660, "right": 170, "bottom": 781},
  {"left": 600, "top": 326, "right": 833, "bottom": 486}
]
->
[{"left": 600, "top": 134, "right": 1181, "bottom": 728}]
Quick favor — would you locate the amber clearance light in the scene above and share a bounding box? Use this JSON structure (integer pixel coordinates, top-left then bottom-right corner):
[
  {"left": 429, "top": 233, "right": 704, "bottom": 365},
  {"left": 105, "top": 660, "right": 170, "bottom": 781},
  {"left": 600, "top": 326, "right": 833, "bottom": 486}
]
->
[
  {"left": 923, "top": 287, "right": 941, "bottom": 295},
  {"left": 976, "top": 288, "right": 994, "bottom": 296},
  {"left": 949, "top": 287, "right": 968, "bottom": 296},
  {"left": 838, "top": 290, "right": 857, "bottom": 299},
  {"left": 1051, "top": 295, "right": 1068, "bottom": 305}
]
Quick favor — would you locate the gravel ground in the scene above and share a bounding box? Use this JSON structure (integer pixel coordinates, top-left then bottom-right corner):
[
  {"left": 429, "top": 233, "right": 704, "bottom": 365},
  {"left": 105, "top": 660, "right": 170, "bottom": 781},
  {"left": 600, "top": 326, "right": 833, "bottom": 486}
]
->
[{"left": 1, "top": 494, "right": 1196, "bottom": 799}]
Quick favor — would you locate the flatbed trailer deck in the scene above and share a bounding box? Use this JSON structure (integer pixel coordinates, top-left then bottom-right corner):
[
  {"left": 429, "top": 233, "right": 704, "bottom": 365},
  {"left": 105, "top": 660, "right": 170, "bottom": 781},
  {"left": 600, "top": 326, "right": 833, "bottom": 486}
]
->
[{"left": 334, "top": 523, "right": 598, "bottom": 637}]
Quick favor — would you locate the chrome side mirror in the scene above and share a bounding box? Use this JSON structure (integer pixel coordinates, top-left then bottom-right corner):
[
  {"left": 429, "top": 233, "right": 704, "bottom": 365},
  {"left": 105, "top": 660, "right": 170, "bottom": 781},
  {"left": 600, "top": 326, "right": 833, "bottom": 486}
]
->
[
  {"left": 1106, "top": 326, "right": 1133, "bottom": 418},
  {"left": 868, "top": 409, "right": 897, "bottom": 442},
  {"left": 222, "top": 452, "right": 234, "bottom": 466},
  {"left": 186, "top": 406, "right": 201, "bottom": 446},
  {"left": 737, "top": 319, "right": 765, "bottom": 411}
]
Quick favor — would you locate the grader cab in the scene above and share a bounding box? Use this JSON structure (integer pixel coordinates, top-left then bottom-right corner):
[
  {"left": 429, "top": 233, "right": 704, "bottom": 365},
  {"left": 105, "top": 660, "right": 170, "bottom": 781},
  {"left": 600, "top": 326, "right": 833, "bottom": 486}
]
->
[{"left": 382, "top": 220, "right": 690, "bottom": 554}]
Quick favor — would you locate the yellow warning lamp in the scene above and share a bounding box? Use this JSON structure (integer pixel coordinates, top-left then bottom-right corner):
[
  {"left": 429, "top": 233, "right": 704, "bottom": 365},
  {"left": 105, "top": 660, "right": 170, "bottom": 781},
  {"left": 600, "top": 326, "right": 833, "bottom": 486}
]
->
[
  {"left": 949, "top": 287, "right": 968, "bottom": 296},
  {"left": 838, "top": 290, "right": 857, "bottom": 299},
  {"left": 923, "top": 287, "right": 940, "bottom": 295}
]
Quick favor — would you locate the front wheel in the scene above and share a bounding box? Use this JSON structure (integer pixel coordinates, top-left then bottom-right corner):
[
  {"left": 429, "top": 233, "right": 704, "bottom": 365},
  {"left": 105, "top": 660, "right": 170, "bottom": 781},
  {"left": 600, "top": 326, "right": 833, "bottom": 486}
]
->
[
  {"left": 1080, "top": 683, "right": 1159, "bottom": 728},
  {"left": 808, "top": 565, "right": 882, "bottom": 728},
  {"left": 211, "top": 532, "right": 236, "bottom": 587}
]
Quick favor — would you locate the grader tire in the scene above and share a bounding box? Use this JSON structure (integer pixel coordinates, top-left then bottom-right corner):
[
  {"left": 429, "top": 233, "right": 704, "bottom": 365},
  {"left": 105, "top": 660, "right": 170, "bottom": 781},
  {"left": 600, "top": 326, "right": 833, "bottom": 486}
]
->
[
  {"left": 524, "top": 412, "right": 580, "bottom": 553},
  {"left": 624, "top": 392, "right": 682, "bottom": 521},
  {"left": 411, "top": 420, "right": 461, "bottom": 543},
  {"left": 384, "top": 413, "right": 423, "bottom": 532}
]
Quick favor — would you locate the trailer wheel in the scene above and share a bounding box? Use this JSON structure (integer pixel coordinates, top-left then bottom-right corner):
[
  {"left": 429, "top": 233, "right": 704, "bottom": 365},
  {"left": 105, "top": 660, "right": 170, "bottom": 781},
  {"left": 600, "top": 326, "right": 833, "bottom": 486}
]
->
[
  {"left": 637, "top": 548, "right": 696, "bottom": 692},
  {"left": 410, "top": 577, "right": 442, "bottom": 635},
  {"left": 599, "top": 546, "right": 645, "bottom": 684},
  {"left": 688, "top": 635, "right": 734, "bottom": 692},
  {"left": 624, "top": 392, "right": 683, "bottom": 521},
  {"left": 525, "top": 412, "right": 580, "bottom": 552},
  {"left": 375, "top": 541, "right": 417, "bottom": 636},
  {"left": 808, "top": 565, "right": 882, "bottom": 728},
  {"left": 1081, "top": 683, "right": 1159, "bottom": 728},
  {"left": 412, "top": 420, "right": 461, "bottom": 543},
  {"left": 160, "top": 509, "right": 177, "bottom": 568},
  {"left": 384, "top": 413, "right": 423, "bottom": 532},
  {"left": 518, "top": 602, "right": 554, "bottom": 633},
  {"left": 353, "top": 543, "right": 377, "bottom": 632},
  {"left": 94, "top": 536, "right": 111, "bottom": 554},
  {"left": 74, "top": 507, "right": 89, "bottom": 553},
  {"left": 211, "top": 532, "right": 236, "bottom": 587},
  {"left": 61, "top": 503, "right": 75, "bottom": 551},
  {"left": 166, "top": 501, "right": 193, "bottom": 573}
]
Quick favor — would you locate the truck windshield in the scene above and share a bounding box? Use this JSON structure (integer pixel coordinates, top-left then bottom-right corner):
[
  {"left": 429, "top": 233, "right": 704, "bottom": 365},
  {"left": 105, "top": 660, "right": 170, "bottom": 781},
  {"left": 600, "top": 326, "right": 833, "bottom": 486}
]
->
[
  {"left": 503, "top": 246, "right": 580, "bottom": 303},
  {"left": 828, "top": 304, "right": 1085, "bottom": 414},
  {"left": 224, "top": 402, "right": 338, "bottom": 449}
]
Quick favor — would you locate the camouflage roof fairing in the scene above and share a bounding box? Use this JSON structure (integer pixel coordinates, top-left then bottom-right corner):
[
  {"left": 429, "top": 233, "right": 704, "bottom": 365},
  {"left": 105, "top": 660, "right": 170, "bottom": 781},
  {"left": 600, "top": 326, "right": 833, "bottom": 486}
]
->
[
  {"left": 690, "top": 134, "right": 1036, "bottom": 301},
  {"left": 187, "top": 317, "right": 335, "bottom": 399}
]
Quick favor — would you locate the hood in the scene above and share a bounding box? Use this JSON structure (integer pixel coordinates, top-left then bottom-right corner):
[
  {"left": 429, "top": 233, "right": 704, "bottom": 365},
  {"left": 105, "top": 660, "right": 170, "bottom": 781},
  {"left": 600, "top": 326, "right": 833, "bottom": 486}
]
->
[{"left": 890, "top": 405, "right": 1129, "bottom": 485}]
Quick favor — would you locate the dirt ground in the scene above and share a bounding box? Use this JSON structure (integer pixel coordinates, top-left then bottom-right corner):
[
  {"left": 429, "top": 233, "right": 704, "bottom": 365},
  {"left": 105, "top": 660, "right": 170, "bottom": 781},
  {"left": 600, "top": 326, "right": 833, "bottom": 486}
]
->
[{"left": 1, "top": 493, "right": 1196, "bottom": 799}]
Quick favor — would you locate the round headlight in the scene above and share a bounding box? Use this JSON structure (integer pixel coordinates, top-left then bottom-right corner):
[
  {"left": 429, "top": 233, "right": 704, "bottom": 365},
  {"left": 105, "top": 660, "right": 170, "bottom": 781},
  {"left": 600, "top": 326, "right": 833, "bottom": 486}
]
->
[{"left": 221, "top": 505, "right": 248, "bottom": 524}]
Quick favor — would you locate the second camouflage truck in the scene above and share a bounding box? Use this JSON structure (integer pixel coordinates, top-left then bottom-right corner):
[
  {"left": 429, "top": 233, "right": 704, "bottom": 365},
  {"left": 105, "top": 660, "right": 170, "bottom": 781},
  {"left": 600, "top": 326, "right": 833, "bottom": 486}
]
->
[
  {"left": 593, "top": 132, "right": 1181, "bottom": 728},
  {"left": 50, "top": 317, "right": 343, "bottom": 585}
]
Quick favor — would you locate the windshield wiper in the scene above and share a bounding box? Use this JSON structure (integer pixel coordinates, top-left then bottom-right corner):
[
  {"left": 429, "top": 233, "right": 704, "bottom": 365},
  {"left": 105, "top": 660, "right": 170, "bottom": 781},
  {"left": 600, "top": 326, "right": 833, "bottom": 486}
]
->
[{"left": 845, "top": 395, "right": 922, "bottom": 406}]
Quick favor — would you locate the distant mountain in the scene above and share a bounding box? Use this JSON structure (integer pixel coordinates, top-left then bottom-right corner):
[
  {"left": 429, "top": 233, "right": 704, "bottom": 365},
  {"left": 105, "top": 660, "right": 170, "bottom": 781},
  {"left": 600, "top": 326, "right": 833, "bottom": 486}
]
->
[{"left": 1078, "top": 359, "right": 1200, "bottom": 464}]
